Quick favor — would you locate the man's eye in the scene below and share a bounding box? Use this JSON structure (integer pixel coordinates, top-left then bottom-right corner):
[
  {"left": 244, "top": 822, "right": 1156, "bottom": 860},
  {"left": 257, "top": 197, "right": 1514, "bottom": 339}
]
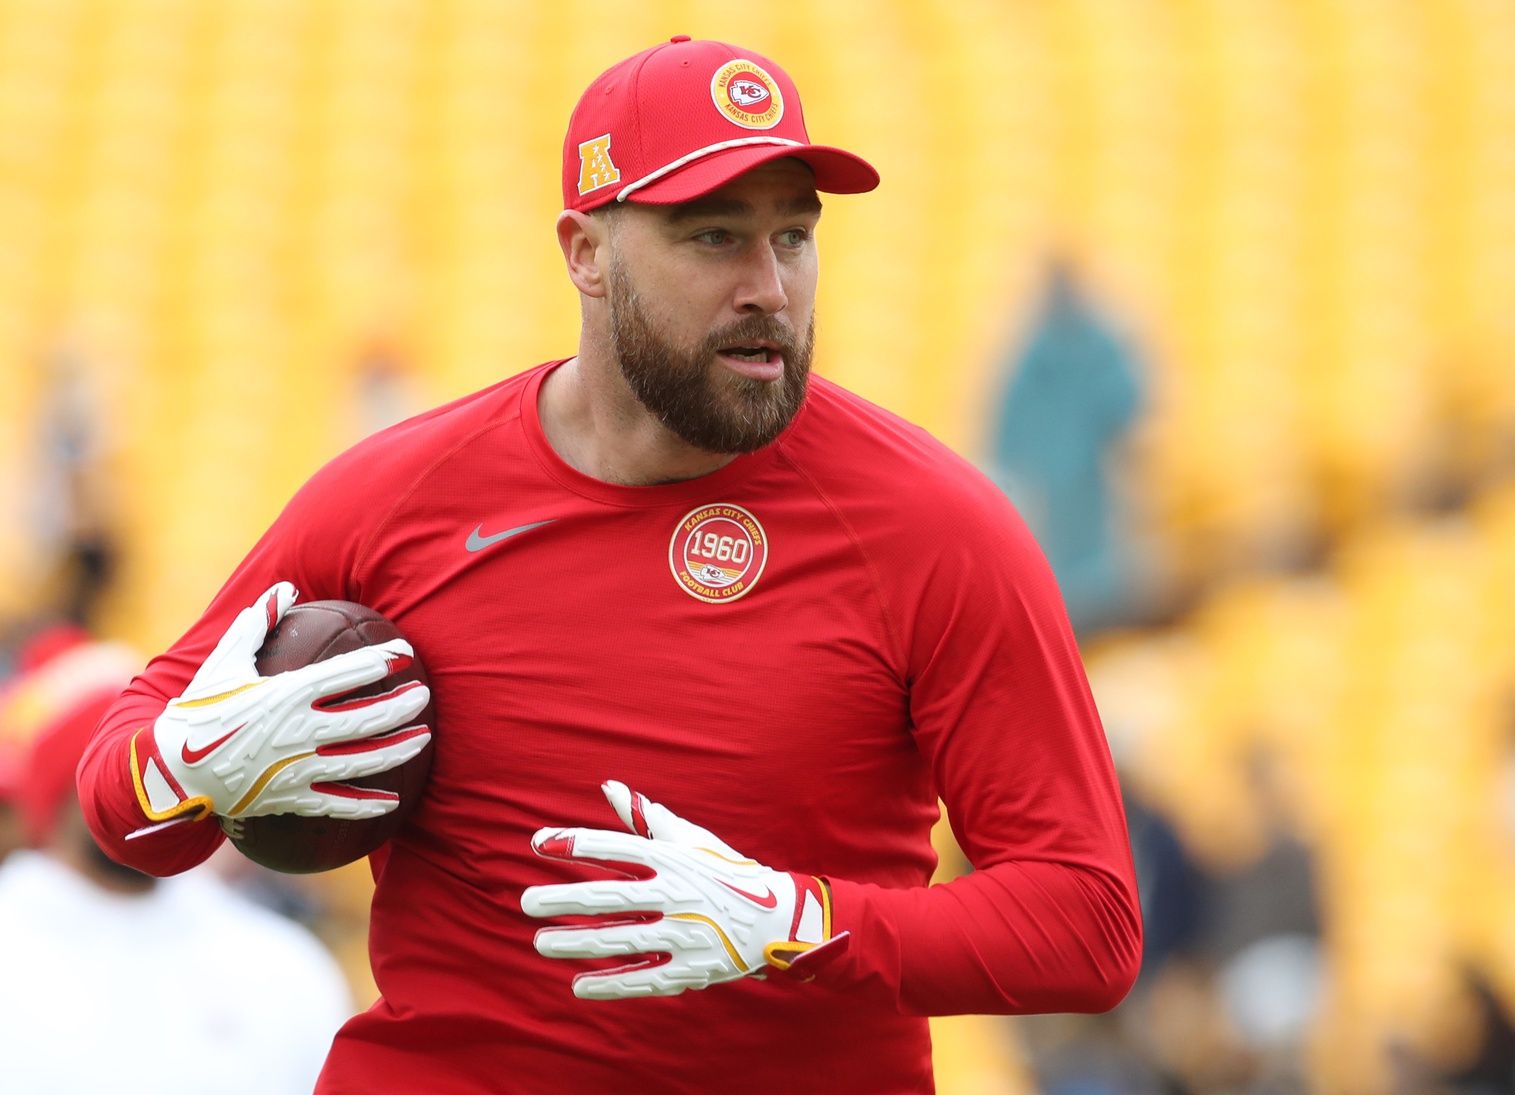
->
[
  {"left": 778, "top": 228, "right": 811, "bottom": 247},
  {"left": 695, "top": 229, "right": 732, "bottom": 245}
]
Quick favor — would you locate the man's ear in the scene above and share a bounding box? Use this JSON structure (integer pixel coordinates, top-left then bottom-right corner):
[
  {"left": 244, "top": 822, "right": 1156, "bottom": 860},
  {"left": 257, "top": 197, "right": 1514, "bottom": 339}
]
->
[{"left": 558, "top": 209, "right": 613, "bottom": 299}]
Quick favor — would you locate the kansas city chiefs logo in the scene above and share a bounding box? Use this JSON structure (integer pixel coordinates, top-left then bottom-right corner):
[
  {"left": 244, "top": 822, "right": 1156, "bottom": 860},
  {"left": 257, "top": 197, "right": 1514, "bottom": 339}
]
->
[
  {"left": 728, "top": 79, "right": 770, "bottom": 109},
  {"left": 710, "top": 60, "right": 784, "bottom": 130}
]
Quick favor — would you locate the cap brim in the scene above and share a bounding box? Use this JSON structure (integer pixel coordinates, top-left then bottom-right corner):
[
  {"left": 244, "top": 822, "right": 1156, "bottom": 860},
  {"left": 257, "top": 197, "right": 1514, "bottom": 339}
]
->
[{"left": 622, "top": 143, "right": 879, "bottom": 206}]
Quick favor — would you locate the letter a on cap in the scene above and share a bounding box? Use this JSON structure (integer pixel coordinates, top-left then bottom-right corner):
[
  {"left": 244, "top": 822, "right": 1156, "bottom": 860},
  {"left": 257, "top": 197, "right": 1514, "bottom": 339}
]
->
[{"left": 578, "top": 134, "right": 621, "bottom": 195}]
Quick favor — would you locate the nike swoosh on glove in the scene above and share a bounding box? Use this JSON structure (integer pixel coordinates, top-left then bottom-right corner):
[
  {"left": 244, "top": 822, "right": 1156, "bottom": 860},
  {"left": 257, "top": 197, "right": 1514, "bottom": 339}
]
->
[
  {"left": 130, "top": 582, "right": 432, "bottom": 823},
  {"left": 520, "top": 780, "right": 849, "bottom": 999}
]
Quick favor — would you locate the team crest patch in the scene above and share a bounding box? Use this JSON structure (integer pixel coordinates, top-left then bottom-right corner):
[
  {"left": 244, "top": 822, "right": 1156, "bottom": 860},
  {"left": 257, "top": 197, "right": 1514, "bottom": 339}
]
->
[
  {"left": 669, "top": 504, "right": 769, "bottom": 603},
  {"left": 578, "top": 134, "right": 621, "bottom": 195},
  {"left": 710, "top": 60, "right": 784, "bottom": 130}
]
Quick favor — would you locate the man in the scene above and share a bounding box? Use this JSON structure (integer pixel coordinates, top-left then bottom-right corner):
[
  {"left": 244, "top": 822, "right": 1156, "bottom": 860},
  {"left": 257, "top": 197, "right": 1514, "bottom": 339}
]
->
[
  {"left": 79, "top": 37, "right": 1141, "bottom": 1093},
  {"left": 4, "top": 633, "right": 351, "bottom": 1094}
]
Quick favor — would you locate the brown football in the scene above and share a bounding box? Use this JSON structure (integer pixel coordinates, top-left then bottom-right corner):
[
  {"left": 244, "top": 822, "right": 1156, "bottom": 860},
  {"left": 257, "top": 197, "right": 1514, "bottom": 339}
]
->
[{"left": 221, "top": 600, "right": 435, "bottom": 874}]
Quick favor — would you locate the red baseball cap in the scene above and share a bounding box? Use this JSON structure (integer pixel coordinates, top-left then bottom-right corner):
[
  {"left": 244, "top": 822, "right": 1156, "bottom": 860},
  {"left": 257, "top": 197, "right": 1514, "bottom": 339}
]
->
[
  {"left": 563, "top": 36, "right": 879, "bottom": 212},
  {"left": 18, "top": 687, "right": 118, "bottom": 847},
  {"left": 3, "top": 639, "right": 139, "bottom": 845}
]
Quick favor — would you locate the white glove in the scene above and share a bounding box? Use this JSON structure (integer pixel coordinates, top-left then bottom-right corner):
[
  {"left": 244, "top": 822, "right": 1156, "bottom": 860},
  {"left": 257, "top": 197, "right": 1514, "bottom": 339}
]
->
[
  {"left": 521, "top": 780, "right": 849, "bottom": 999},
  {"left": 129, "top": 582, "right": 432, "bottom": 823}
]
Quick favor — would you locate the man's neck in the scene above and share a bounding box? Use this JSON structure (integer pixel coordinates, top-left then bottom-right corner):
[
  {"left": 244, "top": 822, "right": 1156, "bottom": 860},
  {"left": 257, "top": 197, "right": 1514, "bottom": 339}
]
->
[{"left": 538, "top": 353, "right": 738, "bottom": 487}]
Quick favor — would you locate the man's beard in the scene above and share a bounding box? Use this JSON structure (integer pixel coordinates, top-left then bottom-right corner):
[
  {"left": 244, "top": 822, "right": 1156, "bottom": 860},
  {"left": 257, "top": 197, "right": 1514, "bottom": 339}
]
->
[{"left": 608, "top": 260, "right": 814, "bottom": 454}]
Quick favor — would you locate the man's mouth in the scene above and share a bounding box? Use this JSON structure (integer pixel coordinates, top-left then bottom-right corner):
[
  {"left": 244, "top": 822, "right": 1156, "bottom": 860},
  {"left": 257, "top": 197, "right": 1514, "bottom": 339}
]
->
[
  {"left": 720, "top": 343, "right": 778, "bottom": 363},
  {"left": 716, "top": 342, "right": 785, "bottom": 380}
]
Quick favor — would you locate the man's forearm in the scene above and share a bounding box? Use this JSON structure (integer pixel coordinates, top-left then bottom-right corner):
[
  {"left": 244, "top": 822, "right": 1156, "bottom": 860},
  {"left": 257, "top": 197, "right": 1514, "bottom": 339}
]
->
[
  {"left": 822, "top": 858, "right": 1142, "bottom": 1015},
  {"left": 77, "top": 694, "right": 225, "bottom": 877}
]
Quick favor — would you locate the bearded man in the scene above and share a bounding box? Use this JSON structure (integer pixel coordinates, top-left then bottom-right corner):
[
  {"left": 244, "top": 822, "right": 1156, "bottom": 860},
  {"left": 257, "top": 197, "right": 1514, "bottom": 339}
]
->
[{"left": 79, "top": 36, "right": 1141, "bottom": 1095}]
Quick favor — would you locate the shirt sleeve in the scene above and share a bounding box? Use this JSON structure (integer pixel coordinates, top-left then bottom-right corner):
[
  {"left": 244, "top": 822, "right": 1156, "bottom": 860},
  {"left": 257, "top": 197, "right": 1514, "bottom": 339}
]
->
[
  {"left": 815, "top": 475, "right": 1142, "bottom": 1015},
  {"left": 76, "top": 456, "right": 376, "bottom": 877}
]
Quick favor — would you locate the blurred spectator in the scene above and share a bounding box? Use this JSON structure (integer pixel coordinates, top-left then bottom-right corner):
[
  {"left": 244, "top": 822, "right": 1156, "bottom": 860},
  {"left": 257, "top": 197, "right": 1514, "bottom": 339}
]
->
[
  {"left": 1022, "top": 746, "right": 1326, "bottom": 1094},
  {"left": 1215, "top": 934, "right": 1322, "bottom": 1092},
  {"left": 1389, "top": 968, "right": 1515, "bottom": 1095},
  {"left": 1200, "top": 747, "right": 1322, "bottom": 1092},
  {"left": 0, "top": 624, "right": 102, "bottom": 864},
  {"left": 0, "top": 787, "right": 21, "bottom": 866},
  {"left": 0, "top": 685, "right": 24, "bottom": 865},
  {"left": 1136, "top": 747, "right": 1322, "bottom": 1093},
  {"left": 1196, "top": 748, "right": 1321, "bottom": 965},
  {"left": 990, "top": 260, "right": 1148, "bottom": 635},
  {"left": 352, "top": 342, "right": 426, "bottom": 442},
  {"left": 31, "top": 340, "right": 120, "bottom": 628},
  {"left": 1018, "top": 1008, "right": 1171, "bottom": 1095},
  {"left": 1125, "top": 789, "right": 1207, "bottom": 976},
  {"left": 0, "top": 632, "right": 353, "bottom": 1095}
]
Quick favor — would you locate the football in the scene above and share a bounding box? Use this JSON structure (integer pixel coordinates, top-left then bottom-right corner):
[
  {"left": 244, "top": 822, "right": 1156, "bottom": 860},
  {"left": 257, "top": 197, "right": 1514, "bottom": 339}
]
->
[{"left": 221, "top": 600, "right": 436, "bottom": 874}]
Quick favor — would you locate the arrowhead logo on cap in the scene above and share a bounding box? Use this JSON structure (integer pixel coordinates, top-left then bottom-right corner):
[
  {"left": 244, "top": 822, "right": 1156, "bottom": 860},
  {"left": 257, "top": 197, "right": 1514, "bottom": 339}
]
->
[
  {"left": 728, "top": 79, "right": 770, "bottom": 109},
  {"left": 710, "top": 59, "right": 783, "bottom": 130}
]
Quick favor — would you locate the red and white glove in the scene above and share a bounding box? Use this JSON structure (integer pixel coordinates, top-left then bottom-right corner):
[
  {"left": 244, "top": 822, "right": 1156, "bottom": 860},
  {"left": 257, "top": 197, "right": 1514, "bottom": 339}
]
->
[
  {"left": 521, "top": 780, "right": 849, "bottom": 999},
  {"left": 129, "top": 582, "right": 431, "bottom": 824}
]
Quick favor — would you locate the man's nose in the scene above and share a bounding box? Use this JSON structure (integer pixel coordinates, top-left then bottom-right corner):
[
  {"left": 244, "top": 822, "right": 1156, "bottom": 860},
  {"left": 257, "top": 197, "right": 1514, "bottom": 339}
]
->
[{"left": 732, "top": 243, "right": 789, "bottom": 315}]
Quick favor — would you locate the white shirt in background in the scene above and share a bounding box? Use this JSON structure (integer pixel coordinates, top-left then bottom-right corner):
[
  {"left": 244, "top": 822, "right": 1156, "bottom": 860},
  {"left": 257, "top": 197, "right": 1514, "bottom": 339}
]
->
[{"left": 0, "top": 851, "right": 353, "bottom": 1095}]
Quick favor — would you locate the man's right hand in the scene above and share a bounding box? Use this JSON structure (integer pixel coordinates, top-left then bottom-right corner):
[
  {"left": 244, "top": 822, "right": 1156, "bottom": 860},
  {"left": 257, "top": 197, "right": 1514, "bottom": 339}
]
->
[{"left": 129, "top": 582, "right": 432, "bottom": 823}]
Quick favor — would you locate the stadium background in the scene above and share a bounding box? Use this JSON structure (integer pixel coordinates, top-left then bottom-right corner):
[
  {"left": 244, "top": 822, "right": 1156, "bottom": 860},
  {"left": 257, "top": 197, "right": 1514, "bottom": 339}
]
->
[{"left": 1, "top": 1, "right": 1514, "bottom": 1091}]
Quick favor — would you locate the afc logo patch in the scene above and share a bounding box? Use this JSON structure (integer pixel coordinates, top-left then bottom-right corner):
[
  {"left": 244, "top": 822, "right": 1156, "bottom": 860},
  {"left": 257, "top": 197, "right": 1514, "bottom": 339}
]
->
[
  {"left": 669, "top": 504, "right": 769, "bottom": 603},
  {"left": 709, "top": 60, "right": 784, "bottom": 130},
  {"left": 578, "top": 134, "right": 621, "bottom": 195}
]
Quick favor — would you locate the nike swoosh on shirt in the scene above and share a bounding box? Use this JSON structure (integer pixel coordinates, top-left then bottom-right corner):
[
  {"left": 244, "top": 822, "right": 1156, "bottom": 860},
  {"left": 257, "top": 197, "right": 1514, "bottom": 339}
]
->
[
  {"left": 717, "top": 879, "right": 780, "bottom": 909},
  {"left": 466, "top": 519, "right": 557, "bottom": 553},
  {"left": 181, "top": 724, "right": 244, "bottom": 765}
]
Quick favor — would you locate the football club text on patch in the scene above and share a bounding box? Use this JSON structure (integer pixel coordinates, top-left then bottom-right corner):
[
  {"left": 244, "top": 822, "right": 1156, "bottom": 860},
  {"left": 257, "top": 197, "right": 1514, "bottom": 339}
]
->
[
  {"left": 669, "top": 504, "right": 769, "bottom": 603},
  {"left": 709, "top": 60, "right": 784, "bottom": 130}
]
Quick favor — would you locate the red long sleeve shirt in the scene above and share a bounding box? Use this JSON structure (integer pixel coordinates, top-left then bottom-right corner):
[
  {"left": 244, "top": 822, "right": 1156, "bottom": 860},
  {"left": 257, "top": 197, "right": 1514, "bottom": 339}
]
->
[{"left": 79, "top": 362, "right": 1141, "bottom": 1094}]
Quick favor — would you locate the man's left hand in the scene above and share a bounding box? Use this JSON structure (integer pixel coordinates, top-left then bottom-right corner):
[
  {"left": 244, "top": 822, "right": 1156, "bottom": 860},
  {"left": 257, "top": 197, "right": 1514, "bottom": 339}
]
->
[{"left": 521, "top": 780, "right": 848, "bottom": 999}]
